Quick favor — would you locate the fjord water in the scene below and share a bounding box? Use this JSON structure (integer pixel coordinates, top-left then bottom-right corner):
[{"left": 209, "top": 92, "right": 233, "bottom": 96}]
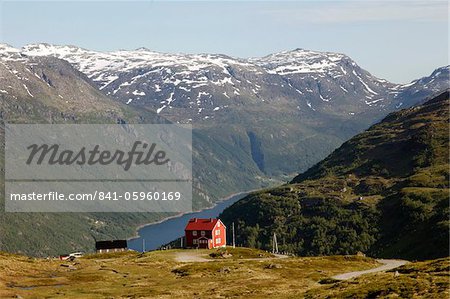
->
[{"left": 128, "top": 192, "right": 248, "bottom": 251}]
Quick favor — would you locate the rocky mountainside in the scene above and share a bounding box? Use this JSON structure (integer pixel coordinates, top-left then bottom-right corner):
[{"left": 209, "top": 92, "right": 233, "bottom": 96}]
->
[
  {"left": 19, "top": 44, "right": 448, "bottom": 122},
  {"left": 388, "top": 66, "right": 450, "bottom": 109},
  {"left": 220, "top": 91, "right": 449, "bottom": 260},
  {"left": 0, "top": 44, "right": 165, "bottom": 124}
]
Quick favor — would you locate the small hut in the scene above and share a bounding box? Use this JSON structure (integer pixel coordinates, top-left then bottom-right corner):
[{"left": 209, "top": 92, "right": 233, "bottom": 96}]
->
[{"left": 95, "top": 240, "right": 128, "bottom": 253}]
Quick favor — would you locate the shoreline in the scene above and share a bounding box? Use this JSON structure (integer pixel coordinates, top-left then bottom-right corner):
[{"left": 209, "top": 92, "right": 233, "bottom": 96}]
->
[{"left": 127, "top": 188, "right": 262, "bottom": 241}]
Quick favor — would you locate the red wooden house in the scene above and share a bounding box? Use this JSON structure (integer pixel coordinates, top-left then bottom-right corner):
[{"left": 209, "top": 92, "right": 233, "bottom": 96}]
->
[{"left": 184, "top": 218, "right": 226, "bottom": 249}]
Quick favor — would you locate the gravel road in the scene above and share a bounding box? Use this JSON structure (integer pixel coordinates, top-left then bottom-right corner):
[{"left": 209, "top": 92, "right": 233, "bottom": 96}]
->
[{"left": 332, "top": 259, "right": 408, "bottom": 280}]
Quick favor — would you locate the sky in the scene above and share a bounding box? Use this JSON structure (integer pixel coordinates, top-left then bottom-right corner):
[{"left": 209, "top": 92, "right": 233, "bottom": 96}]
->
[{"left": 0, "top": 0, "right": 448, "bottom": 83}]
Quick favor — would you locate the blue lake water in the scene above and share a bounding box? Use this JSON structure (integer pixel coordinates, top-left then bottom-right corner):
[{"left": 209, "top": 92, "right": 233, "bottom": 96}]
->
[{"left": 127, "top": 192, "right": 247, "bottom": 252}]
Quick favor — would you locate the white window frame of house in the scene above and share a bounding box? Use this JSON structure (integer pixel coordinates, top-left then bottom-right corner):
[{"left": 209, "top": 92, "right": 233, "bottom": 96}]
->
[
  {"left": 193, "top": 239, "right": 197, "bottom": 244},
  {"left": 192, "top": 230, "right": 197, "bottom": 236},
  {"left": 215, "top": 229, "right": 220, "bottom": 236},
  {"left": 201, "top": 230, "right": 205, "bottom": 237},
  {"left": 216, "top": 238, "right": 221, "bottom": 244},
  {"left": 217, "top": 222, "right": 220, "bottom": 227}
]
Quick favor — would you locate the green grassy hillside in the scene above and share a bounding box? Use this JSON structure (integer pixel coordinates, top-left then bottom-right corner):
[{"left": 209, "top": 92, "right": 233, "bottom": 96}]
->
[{"left": 220, "top": 91, "right": 449, "bottom": 260}]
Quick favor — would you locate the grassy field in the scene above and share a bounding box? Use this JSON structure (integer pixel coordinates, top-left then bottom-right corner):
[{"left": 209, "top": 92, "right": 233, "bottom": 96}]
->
[
  {"left": 306, "top": 258, "right": 450, "bottom": 298},
  {"left": 1, "top": 248, "right": 447, "bottom": 298}
]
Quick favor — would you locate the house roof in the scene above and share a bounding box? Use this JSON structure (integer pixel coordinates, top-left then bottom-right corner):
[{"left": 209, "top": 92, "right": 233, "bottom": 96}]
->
[{"left": 185, "top": 218, "right": 222, "bottom": 231}]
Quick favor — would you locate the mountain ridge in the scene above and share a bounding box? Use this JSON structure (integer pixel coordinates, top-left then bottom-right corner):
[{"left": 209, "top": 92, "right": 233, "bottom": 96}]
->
[{"left": 8, "top": 43, "right": 446, "bottom": 136}]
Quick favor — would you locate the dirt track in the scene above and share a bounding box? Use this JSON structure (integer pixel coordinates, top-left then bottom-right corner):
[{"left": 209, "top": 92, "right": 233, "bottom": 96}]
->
[
  {"left": 332, "top": 259, "right": 408, "bottom": 280},
  {"left": 174, "top": 251, "right": 407, "bottom": 280},
  {"left": 174, "top": 251, "right": 289, "bottom": 263}
]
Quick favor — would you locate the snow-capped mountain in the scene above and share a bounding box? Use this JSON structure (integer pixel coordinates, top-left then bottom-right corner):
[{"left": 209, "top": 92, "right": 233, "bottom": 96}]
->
[
  {"left": 250, "top": 49, "right": 398, "bottom": 113},
  {"left": 21, "top": 44, "right": 267, "bottom": 119},
  {"left": 0, "top": 43, "right": 163, "bottom": 124},
  {"left": 389, "top": 66, "right": 449, "bottom": 109},
  {"left": 15, "top": 43, "right": 448, "bottom": 124},
  {"left": 18, "top": 43, "right": 444, "bottom": 123}
]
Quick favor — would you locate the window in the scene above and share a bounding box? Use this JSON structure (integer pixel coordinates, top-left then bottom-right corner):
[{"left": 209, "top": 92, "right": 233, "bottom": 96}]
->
[
  {"left": 215, "top": 229, "right": 220, "bottom": 236},
  {"left": 216, "top": 238, "right": 221, "bottom": 244},
  {"left": 217, "top": 222, "right": 220, "bottom": 227},
  {"left": 192, "top": 231, "right": 197, "bottom": 236},
  {"left": 193, "top": 239, "right": 197, "bottom": 244},
  {"left": 201, "top": 231, "right": 205, "bottom": 237}
]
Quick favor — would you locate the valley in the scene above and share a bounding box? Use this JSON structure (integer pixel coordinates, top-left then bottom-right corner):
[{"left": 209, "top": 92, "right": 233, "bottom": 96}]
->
[{"left": 0, "top": 43, "right": 448, "bottom": 259}]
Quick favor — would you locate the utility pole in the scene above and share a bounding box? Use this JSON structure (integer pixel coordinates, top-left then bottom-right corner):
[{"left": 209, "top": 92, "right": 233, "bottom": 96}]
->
[
  {"left": 232, "top": 222, "right": 236, "bottom": 248},
  {"left": 272, "top": 232, "right": 278, "bottom": 254},
  {"left": 142, "top": 238, "right": 145, "bottom": 252}
]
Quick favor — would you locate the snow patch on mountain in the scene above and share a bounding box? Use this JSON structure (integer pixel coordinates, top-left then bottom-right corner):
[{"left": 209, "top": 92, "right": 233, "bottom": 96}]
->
[
  {"left": 3, "top": 43, "right": 446, "bottom": 120},
  {"left": 250, "top": 48, "right": 348, "bottom": 76}
]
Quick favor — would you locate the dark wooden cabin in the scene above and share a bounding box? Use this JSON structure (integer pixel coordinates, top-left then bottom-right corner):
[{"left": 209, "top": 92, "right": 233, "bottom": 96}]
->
[{"left": 95, "top": 240, "right": 128, "bottom": 253}]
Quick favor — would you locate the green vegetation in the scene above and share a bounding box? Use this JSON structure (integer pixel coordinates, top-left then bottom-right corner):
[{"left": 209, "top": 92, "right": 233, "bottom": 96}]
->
[
  {"left": 221, "top": 91, "right": 450, "bottom": 260},
  {"left": 221, "top": 180, "right": 380, "bottom": 256}
]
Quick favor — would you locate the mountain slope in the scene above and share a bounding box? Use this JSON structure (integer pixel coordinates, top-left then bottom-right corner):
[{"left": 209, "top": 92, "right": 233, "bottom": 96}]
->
[
  {"left": 0, "top": 44, "right": 175, "bottom": 256},
  {"left": 388, "top": 66, "right": 449, "bottom": 109},
  {"left": 0, "top": 44, "right": 160, "bottom": 123},
  {"left": 220, "top": 91, "right": 449, "bottom": 260}
]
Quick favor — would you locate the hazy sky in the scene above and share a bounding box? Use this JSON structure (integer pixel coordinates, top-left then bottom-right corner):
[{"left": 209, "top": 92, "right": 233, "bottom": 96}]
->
[{"left": 0, "top": 0, "right": 447, "bottom": 83}]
